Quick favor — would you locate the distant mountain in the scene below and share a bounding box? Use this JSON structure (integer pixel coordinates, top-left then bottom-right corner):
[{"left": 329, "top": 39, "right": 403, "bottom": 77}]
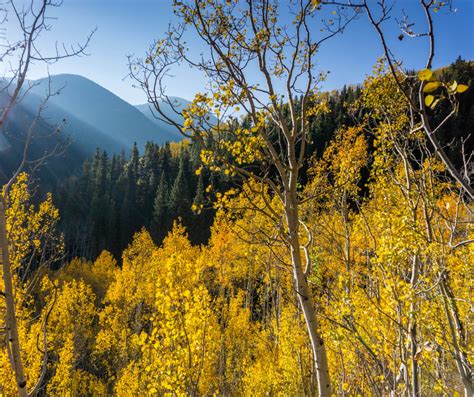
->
[
  {"left": 136, "top": 97, "right": 190, "bottom": 128},
  {"left": 0, "top": 74, "right": 185, "bottom": 184},
  {"left": 0, "top": 86, "right": 85, "bottom": 186},
  {"left": 136, "top": 96, "right": 217, "bottom": 130},
  {"left": 0, "top": 131, "right": 9, "bottom": 152},
  {"left": 25, "top": 74, "right": 183, "bottom": 152}
]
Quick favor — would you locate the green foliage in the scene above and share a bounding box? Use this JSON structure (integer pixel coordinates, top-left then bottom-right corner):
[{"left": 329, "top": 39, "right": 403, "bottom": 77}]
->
[{"left": 56, "top": 141, "right": 218, "bottom": 259}]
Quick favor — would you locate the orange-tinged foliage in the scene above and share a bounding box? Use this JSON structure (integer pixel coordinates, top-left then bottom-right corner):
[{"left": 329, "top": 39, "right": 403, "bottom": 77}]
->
[{"left": 1, "top": 68, "right": 472, "bottom": 396}]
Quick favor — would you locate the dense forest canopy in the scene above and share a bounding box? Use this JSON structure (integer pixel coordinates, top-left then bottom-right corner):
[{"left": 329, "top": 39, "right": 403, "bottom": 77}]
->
[
  {"left": 1, "top": 57, "right": 471, "bottom": 397},
  {"left": 0, "top": 0, "right": 473, "bottom": 396},
  {"left": 54, "top": 59, "right": 473, "bottom": 262}
]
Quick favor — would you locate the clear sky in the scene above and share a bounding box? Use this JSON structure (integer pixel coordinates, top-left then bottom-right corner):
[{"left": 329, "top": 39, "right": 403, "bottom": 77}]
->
[{"left": 11, "top": 0, "right": 474, "bottom": 105}]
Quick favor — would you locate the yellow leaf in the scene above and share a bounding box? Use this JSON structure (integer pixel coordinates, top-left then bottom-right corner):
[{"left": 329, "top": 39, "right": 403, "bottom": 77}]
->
[
  {"left": 423, "top": 81, "right": 440, "bottom": 93},
  {"left": 425, "top": 95, "right": 434, "bottom": 107},
  {"left": 418, "top": 69, "right": 432, "bottom": 81},
  {"left": 457, "top": 84, "right": 468, "bottom": 93}
]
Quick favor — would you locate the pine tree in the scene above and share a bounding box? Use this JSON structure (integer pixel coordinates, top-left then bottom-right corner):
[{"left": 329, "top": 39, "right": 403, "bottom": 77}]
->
[
  {"left": 189, "top": 173, "right": 212, "bottom": 244},
  {"left": 129, "top": 143, "right": 140, "bottom": 180},
  {"left": 152, "top": 171, "right": 170, "bottom": 241},
  {"left": 120, "top": 146, "right": 140, "bottom": 247},
  {"left": 169, "top": 155, "right": 191, "bottom": 221},
  {"left": 89, "top": 150, "right": 110, "bottom": 254},
  {"left": 193, "top": 174, "right": 205, "bottom": 211},
  {"left": 159, "top": 143, "right": 173, "bottom": 178}
]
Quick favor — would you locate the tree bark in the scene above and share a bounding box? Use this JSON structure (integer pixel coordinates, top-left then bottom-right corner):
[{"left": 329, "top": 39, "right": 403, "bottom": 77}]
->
[
  {"left": 409, "top": 255, "right": 420, "bottom": 397},
  {"left": 440, "top": 277, "right": 473, "bottom": 397},
  {"left": 286, "top": 194, "right": 331, "bottom": 397},
  {"left": 0, "top": 196, "right": 28, "bottom": 397}
]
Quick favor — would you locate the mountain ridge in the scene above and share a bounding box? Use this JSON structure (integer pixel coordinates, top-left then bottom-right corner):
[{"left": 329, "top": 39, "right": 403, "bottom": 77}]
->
[
  {"left": 27, "top": 74, "right": 183, "bottom": 151},
  {"left": 0, "top": 74, "right": 186, "bottom": 183}
]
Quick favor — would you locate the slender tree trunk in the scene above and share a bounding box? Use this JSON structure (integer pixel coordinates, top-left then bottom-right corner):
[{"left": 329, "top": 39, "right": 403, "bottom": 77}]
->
[
  {"left": 409, "top": 322, "right": 419, "bottom": 397},
  {"left": 463, "top": 382, "right": 474, "bottom": 397},
  {"left": 286, "top": 193, "right": 331, "bottom": 397},
  {"left": 409, "top": 255, "right": 420, "bottom": 397},
  {"left": 440, "top": 277, "right": 473, "bottom": 397},
  {"left": 0, "top": 196, "right": 28, "bottom": 397}
]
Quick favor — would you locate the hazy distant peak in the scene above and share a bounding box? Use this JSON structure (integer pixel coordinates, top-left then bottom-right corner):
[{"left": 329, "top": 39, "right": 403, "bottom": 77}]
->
[{"left": 23, "top": 73, "right": 184, "bottom": 153}]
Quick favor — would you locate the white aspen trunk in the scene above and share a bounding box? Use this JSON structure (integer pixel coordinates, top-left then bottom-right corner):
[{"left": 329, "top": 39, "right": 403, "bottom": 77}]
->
[
  {"left": 409, "top": 255, "right": 420, "bottom": 397},
  {"left": 440, "top": 278, "right": 473, "bottom": 397},
  {"left": 464, "top": 382, "right": 473, "bottom": 397},
  {"left": 286, "top": 193, "right": 331, "bottom": 397},
  {"left": 0, "top": 197, "right": 28, "bottom": 397},
  {"left": 409, "top": 322, "right": 419, "bottom": 397}
]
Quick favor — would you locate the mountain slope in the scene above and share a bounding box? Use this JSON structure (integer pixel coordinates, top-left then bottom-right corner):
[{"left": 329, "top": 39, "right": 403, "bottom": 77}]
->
[
  {"left": 0, "top": 74, "right": 186, "bottom": 183},
  {"left": 136, "top": 97, "right": 217, "bottom": 130},
  {"left": 0, "top": 88, "right": 85, "bottom": 186},
  {"left": 136, "top": 97, "right": 190, "bottom": 128},
  {"left": 26, "top": 74, "right": 183, "bottom": 151}
]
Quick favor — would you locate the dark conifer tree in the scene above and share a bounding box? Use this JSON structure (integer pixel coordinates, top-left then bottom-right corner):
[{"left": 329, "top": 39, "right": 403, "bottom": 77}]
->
[
  {"left": 193, "top": 174, "right": 205, "bottom": 210},
  {"left": 189, "top": 173, "right": 212, "bottom": 243},
  {"left": 152, "top": 171, "right": 170, "bottom": 241},
  {"left": 169, "top": 154, "right": 191, "bottom": 221},
  {"left": 90, "top": 150, "right": 110, "bottom": 253}
]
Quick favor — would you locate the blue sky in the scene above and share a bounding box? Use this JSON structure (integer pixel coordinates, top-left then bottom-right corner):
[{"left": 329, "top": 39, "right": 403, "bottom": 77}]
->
[{"left": 12, "top": 0, "right": 474, "bottom": 105}]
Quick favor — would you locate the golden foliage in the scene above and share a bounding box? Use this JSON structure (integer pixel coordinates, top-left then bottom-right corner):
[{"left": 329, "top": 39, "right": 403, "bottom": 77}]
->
[{"left": 1, "top": 69, "right": 472, "bottom": 396}]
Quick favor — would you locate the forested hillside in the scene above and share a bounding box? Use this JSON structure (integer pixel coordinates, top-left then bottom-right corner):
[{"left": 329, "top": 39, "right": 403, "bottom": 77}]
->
[
  {"left": 56, "top": 141, "right": 219, "bottom": 259},
  {"left": 0, "top": 74, "right": 185, "bottom": 190},
  {"left": 54, "top": 59, "right": 473, "bottom": 261},
  {"left": 1, "top": 63, "right": 472, "bottom": 395},
  {"left": 52, "top": 82, "right": 361, "bottom": 259}
]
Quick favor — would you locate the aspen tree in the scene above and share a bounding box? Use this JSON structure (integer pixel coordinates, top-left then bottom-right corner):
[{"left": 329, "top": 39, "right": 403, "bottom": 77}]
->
[{"left": 130, "top": 2, "right": 360, "bottom": 394}]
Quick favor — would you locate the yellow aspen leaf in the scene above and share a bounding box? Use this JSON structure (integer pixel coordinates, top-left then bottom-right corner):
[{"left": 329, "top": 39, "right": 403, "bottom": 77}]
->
[
  {"left": 425, "top": 95, "right": 434, "bottom": 107},
  {"left": 423, "top": 81, "right": 440, "bottom": 93},
  {"left": 457, "top": 84, "right": 468, "bottom": 93},
  {"left": 418, "top": 69, "right": 432, "bottom": 81}
]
